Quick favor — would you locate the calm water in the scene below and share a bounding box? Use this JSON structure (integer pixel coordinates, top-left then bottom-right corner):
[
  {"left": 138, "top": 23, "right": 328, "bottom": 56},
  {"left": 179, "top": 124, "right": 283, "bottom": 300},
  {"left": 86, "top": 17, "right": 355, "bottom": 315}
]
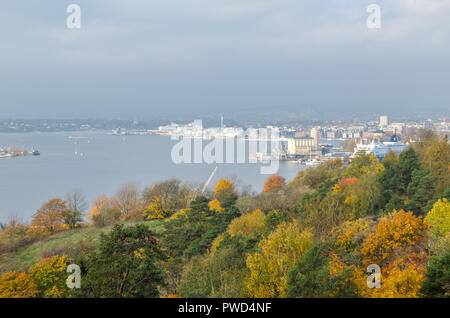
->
[{"left": 0, "top": 131, "right": 304, "bottom": 221}]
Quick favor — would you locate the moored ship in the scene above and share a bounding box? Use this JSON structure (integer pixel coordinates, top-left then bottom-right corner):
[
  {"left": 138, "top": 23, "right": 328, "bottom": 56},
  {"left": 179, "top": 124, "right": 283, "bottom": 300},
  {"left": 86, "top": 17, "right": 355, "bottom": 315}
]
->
[{"left": 352, "top": 135, "right": 406, "bottom": 160}]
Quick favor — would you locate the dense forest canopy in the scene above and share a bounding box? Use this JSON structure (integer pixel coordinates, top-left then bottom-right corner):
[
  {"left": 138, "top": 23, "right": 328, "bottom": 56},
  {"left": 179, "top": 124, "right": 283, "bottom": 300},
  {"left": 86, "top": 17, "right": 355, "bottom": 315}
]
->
[{"left": 0, "top": 133, "right": 449, "bottom": 298}]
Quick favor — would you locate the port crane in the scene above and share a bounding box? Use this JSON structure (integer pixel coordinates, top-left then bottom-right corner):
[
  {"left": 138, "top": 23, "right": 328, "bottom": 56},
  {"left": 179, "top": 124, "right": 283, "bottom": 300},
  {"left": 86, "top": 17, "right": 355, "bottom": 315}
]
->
[{"left": 201, "top": 165, "right": 218, "bottom": 194}]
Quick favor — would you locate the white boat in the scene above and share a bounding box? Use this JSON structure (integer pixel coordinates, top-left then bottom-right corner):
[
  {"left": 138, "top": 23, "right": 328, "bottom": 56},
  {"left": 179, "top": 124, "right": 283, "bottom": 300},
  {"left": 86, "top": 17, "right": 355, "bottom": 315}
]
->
[
  {"left": 353, "top": 135, "right": 406, "bottom": 159},
  {"left": 305, "top": 159, "right": 321, "bottom": 167}
]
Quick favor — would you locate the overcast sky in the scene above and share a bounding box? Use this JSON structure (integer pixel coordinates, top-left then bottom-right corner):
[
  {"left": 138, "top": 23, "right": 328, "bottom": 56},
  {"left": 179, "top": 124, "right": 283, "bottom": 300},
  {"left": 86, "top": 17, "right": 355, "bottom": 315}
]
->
[{"left": 0, "top": 0, "right": 449, "bottom": 119}]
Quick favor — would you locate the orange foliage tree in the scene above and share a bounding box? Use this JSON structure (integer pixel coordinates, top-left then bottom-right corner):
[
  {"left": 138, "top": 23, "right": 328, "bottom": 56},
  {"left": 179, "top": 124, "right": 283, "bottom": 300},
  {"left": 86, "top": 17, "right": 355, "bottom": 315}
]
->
[
  {"left": 338, "top": 177, "right": 358, "bottom": 188},
  {"left": 88, "top": 195, "right": 121, "bottom": 227},
  {"left": 29, "top": 198, "right": 70, "bottom": 238},
  {"left": 361, "top": 210, "right": 428, "bottom": 266},
  {"left": 263, "top": 175, "right": 286, "bottom": 193}
]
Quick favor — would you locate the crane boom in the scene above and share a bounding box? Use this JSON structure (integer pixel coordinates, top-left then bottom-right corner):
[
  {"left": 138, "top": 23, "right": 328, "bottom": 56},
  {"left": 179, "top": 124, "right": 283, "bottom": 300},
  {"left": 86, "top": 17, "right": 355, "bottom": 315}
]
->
[{"left": 202, "top": 165, "right": 218, "bottom": 194}]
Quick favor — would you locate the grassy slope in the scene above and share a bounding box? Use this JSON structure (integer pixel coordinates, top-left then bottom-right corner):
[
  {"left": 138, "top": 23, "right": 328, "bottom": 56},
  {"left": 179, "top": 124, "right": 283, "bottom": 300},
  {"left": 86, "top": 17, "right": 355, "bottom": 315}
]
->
[{"left": 0, "top": 220, "right": 164, "bottom": 274}]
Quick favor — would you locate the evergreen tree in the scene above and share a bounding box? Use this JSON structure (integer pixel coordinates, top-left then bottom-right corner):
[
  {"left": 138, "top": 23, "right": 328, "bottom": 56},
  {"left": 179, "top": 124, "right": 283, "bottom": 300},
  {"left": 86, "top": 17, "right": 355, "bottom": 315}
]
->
[
  {"left": 79, "top": 224, "right": 165, "bottom": 297},
  {"left": 396, "top": 147, "right": 421, "bottom": 194},
  {"left": 420, "top": 252, "right": 450, "bottom": 297},
  {"left": 406, "top": 169, "right": 435, "bottom": 215}
]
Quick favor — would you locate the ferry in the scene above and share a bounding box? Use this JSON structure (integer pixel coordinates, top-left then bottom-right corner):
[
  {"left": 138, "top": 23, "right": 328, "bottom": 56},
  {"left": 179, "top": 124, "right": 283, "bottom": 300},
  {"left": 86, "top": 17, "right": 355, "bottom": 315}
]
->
[{"left": 352, "top": 135, "right": 406, "bottom": 160}]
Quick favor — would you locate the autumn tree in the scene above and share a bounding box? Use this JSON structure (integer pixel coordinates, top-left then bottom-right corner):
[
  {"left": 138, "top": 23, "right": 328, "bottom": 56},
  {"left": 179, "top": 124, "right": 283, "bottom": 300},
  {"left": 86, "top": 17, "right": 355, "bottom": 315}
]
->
[
  {"left": 344, "top": 153, "right": 384, "bottom": 178},
  {"left": 214, "top": 179, "right": 235, "bottom": 203},
  {"left": 209, "top": 209, "right": 266, "bottom": 255},
  {"left": 227, "top": 209, "right": 266, "bottom": 239},
  {"left": 29, "top": 255, "right": 70, "bottom": 297},
  {"left": 263, "top": 175, "right": 286, "bottom": 193},
  {"left": 0, "top": 271, "right": 38, "bottom": 298},
  {"left": 0, "top": 217, "right": 32, "bottom": 252},
  {"left": 143, "top": 179, "right": 189, "bottom": 208},
  {"left": 112, "top": 182, "right": 142, "bottom": 219},
  {"left": 30, "top": 198, "right": 70, "bottom": 238},
  {"left": 361, "top": 210, "right": 428, "bottom": 266},
  {"left": 142, "top": 179, "right": 190, "bottom": 219},
  {"left": 424, "top": 198, "right": 450, "bottom": 239},
  {"left": 422, "top": 136, "right": 450, "bottom": 193},
  {"left": 208, "top": 199, "right": 224, "bottom": 212},
  {"left": 342, "top": 173, "right": 383, "bottom": 217},
  {"left": 332, "top": 218, "right": 375, "bottom": 253},
  {"left": 87, "top": 195, "right": 121, "bottom": 227},
  {"left": 244, "top": 222, "right": 312, "bottom": 298},
  {"left": 353, "top": 258, "right": 426, "bottom": 298},
  {"left": 289, "top": 158, "right": 342, "bottom": 190}
]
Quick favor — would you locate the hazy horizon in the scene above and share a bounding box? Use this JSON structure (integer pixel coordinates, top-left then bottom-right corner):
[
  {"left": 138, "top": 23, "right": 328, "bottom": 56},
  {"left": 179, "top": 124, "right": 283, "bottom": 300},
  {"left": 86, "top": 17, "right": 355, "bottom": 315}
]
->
[{"left": 1, "top": 1, "right": 449, "bottom": 119}]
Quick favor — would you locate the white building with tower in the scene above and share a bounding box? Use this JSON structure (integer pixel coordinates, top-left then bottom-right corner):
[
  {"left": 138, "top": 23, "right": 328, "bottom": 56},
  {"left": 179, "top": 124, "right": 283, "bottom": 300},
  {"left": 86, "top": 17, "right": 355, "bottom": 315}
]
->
[
  {"left": 380, "top": 115, "right": 388, "bottom": 129},
  {"left": 287, "top": 127, "right": 320, "bottom": 156}
]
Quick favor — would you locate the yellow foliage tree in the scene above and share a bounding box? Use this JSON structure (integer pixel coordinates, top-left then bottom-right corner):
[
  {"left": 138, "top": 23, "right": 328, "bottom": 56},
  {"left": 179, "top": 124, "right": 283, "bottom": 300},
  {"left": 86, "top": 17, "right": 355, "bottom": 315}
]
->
[
  {"left": 353, "top": 259, "right": 426, "bottom": 298},
  {"left": 29, "top": 255, "right": 70, "bottom": 298},
  {"left": 333, "top": 218, "right": 375, "bottom": 252},
  {"left": 143, "top": 195, "right": 169, "bottom": 220},
  {"left": 244, "top": 222, "right": 312, "bottom": 298},
  {"left": 345, "top": 153, "right": 385, "bottom": 178},
  {"left": 214, "top": 179, "right": 235, "bottom": 203},
  {"left": 228, "top": 209, "right": 265, "bottom": 238},
  {"left": 422, "top": 137, "right": 450, "bottom": 193},
  {"left": 0, "top": 271, "right": 39, "bottom": 298},
  {"left": 210, "top": 209, "right": 266, "bottom": 255},
  {"left": 208, "top": 199, "right": 224, "bottom": 212},
  {"left": 209, "top": 233, "right": 225, "bottom": 256},
  {"left": 424, "top": 198, "right": 450, "bottom": 239},
  {"left": 165, "top": 208, "right": 189, "bottom": 222},
  {"left": 143, "top": 191, "right": 183, "bottom": 220}
]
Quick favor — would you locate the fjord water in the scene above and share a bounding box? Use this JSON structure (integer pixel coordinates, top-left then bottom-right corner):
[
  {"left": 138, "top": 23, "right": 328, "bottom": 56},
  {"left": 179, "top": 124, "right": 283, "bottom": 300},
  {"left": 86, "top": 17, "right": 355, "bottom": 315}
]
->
[{"left": 0, "top": 131, "right": 304, "bottom": 221}]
